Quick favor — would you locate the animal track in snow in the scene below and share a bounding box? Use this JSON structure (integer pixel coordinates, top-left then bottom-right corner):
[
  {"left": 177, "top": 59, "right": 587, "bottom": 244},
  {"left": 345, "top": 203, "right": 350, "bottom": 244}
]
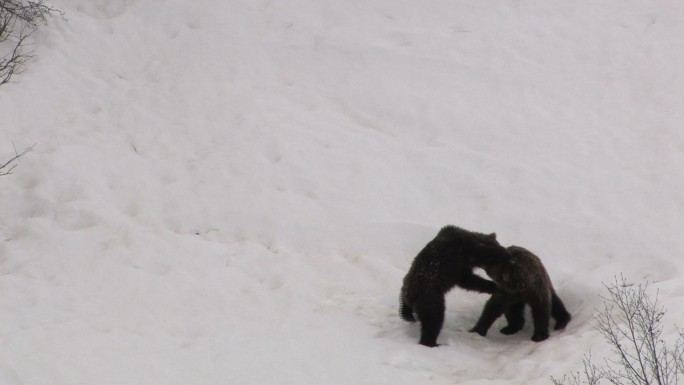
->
[{"left": 54, "top": 208, "right": 99, "bottom": 231}]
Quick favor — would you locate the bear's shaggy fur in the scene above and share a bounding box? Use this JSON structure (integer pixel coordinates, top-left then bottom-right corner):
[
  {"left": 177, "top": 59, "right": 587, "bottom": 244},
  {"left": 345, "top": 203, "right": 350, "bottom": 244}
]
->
[
  {"left": 470, "top": 245, "right": 571, "bottom": 342},
  {"left": 399, "top": 225, "right": 511, "bottom": 347}
]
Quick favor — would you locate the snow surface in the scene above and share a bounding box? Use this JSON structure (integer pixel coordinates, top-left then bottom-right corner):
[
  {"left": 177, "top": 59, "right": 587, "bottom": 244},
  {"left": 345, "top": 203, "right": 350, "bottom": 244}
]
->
[{"left": 1, "top": 1, "right": 684, "bottom": 384}]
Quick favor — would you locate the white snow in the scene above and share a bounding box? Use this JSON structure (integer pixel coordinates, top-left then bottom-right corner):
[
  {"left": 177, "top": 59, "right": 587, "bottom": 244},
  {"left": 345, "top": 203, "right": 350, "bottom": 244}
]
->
[{"left": 1, "top": 0, "right": 684, "bottom": 384}]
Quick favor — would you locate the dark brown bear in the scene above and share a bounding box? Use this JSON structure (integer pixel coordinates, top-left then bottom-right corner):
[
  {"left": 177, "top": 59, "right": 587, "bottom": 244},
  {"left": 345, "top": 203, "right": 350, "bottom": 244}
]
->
[
  {"left": 470, "top": 245, "right": 571, "bottom": 342},
  {"left": 399, "top": 225, "right": 511, "bottom": 347}
]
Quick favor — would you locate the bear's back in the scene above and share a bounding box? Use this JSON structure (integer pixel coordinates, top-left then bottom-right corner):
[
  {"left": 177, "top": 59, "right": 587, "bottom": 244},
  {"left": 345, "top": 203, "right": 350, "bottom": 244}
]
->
[
  {"left": 404, "top": 237, "right": 464, "bottom": 290},
  {"left": 402, "top": 226, "right": 479, "bottom": 293},
  {"left": 485, "top": 246, "right": 552, "bottom": 295}
]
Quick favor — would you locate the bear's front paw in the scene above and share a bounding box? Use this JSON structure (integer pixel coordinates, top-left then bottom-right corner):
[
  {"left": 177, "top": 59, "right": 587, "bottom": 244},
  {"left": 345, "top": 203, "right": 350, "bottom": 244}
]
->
[
  {"left": 554, "top": 316, "right": 571, "bottom": 330},
  {"left": 469, "top": 327, "right": 487, "bottom": 337},
  {"left": 531, "top": 332, "right": 549, "bottom": 342},
  {"left": 500, "top": 325, "right": 522, "bottom": 335}
]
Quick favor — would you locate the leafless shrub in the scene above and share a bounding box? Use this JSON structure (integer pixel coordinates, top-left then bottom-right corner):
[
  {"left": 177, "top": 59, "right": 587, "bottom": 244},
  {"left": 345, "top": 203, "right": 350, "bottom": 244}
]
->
[
  {"left": 552, "top": 276, "right": 684, "bottom": 385},
  {"left": 1, "top": 0, "right": 62, "bottom": 86}
]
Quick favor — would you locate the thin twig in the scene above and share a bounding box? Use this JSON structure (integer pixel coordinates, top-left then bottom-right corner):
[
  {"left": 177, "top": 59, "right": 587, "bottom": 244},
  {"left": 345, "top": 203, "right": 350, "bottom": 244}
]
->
[{"left": 0, "top": 143, "right": 34, "bottom": 176}]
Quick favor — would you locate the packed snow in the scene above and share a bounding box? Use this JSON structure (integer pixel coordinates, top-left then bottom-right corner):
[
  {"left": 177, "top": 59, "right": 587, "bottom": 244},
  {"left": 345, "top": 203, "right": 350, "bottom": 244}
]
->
[{"left": 1, "top": 1, "right": 684, "bottom": 384}]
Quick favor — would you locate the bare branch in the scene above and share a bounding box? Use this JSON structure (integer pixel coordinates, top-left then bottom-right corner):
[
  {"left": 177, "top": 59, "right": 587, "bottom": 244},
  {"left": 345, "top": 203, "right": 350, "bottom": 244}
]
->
[
  {"left": 1, "top": 0, "right": 62, "bottom": 86},
  {"left": 0, "top": 143, "right": 34, "bottom": 176}
]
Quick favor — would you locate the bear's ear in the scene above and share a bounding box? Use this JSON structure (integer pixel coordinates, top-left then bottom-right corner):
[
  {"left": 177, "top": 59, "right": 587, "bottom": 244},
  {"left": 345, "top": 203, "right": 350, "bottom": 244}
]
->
[{"left": 487, "top": 233, "right": 497, "bottom": 241}]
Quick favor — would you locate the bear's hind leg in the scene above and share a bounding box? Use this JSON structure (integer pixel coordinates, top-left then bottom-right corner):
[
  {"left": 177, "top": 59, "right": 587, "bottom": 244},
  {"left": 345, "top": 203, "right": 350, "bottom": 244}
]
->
[
  {"left": 414, "top": 293, "right": 445, "bottom": 347},
  {"left": 529, "top": 298, "right": 551, "bottom": 342},
  {"left": 400, "top": 297, "right": 416, "bottom": 322},
  {"left": 551, "top": 291, "right": 571, "bottom": 330},
  {"left": 500, "top": 301, "right": 525, "bottom": 335}
]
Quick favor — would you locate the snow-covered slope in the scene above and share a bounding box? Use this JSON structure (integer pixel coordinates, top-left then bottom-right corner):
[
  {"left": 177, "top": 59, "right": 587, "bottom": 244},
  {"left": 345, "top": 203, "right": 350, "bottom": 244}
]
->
[{"left": 1, "top": 1, "right": 683, "bottom": 384}]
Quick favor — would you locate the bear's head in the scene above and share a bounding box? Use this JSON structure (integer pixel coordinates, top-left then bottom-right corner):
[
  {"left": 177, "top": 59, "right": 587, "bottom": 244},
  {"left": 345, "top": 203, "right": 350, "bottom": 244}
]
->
[{"left": 466, "top": 233, "right": 512, "bottom": 268}]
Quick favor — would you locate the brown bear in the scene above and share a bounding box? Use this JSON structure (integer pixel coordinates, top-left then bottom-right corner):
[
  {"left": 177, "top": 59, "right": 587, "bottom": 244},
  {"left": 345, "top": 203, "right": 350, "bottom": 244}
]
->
[
  {"left": 399, "top": 225, "right": 511, "bottom": 347},
  {"left": 470, "top": 245, "right": 571, "bottom": 342}
]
